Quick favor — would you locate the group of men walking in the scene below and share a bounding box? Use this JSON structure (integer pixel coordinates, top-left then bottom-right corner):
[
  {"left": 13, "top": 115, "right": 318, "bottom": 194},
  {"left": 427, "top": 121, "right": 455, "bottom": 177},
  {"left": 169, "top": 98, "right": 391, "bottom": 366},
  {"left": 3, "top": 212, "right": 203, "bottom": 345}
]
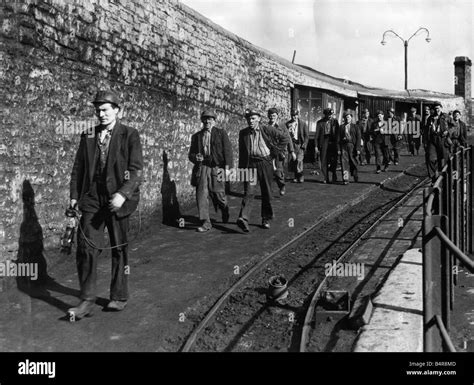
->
[
  {"left": 188, "top": 107, "right": 308, "bottom": 233},
  {"left": 65, "top": 89, "right": 468, "bottom": 320}
]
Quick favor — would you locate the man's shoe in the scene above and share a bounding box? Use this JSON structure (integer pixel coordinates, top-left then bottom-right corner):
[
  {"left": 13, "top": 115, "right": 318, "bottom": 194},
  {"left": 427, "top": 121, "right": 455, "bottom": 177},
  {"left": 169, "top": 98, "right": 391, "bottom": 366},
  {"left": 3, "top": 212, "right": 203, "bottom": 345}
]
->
[
  {"left": 394, "top": 161, "right": 399, "bottom": 165},
  {"left": 297, "top": 177, "right": 304, "bottom": 183},
  {"left": 106, "top": 300, "right": 127, "bottom": 311},
  {"left": 262, "top": 220, "right": 270, "bottom": 229},
  {"left": 280, "top": 186, "right": 286, "bottom": 196},
  {"left": 237, "top": 217, "right": 250, "bottom": 233},
  {"left": 222, "top": 206, "right": 230, "bottom": 223},
  {"left": 68, "top": 300, "right": 94, "bottom": 320},
  {"left": 343, "top": 181, "right": 349, "bottom": 185},
  {"left": 376, "top": 169, "right": 381, "bottom": 174},
  {"left": 197, "top": 223, "right": 212, "bottom": 232}
]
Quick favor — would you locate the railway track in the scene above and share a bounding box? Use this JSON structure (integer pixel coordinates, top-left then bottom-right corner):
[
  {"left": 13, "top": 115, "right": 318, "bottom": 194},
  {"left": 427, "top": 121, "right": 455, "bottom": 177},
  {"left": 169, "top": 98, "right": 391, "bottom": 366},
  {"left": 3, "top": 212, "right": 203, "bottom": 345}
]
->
[{"left": 180, "top": 165, "right": 429, "bottom": 352}]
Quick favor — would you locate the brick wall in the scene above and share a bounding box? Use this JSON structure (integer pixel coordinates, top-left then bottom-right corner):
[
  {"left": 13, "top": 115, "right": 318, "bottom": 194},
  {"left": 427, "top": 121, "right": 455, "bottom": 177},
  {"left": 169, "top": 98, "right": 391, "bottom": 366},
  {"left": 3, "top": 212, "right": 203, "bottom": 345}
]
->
[{"left": 1, "top": 0, "right": 354, "bottom": 261}]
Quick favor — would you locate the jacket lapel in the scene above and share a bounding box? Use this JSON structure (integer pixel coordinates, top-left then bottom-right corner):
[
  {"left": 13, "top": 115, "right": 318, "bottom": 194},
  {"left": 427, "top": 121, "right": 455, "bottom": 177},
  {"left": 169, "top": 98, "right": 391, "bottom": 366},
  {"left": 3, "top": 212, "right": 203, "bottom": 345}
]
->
[
  {"left": 106, "top": 121, "right": 125, "bottom": 176},
  {"left": 87, "top": 127, "right": 100, "bottom": 183}
]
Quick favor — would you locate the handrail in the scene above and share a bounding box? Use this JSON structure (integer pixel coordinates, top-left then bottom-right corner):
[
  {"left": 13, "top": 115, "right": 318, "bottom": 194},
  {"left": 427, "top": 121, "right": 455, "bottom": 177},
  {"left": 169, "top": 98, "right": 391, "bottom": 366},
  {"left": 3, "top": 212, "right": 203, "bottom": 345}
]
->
[
  {"left": 434, "top": 227, "right": 474, "bottom": 272},
  {"left": 434, "top": 315, "right": 456, "bottom": 352}
]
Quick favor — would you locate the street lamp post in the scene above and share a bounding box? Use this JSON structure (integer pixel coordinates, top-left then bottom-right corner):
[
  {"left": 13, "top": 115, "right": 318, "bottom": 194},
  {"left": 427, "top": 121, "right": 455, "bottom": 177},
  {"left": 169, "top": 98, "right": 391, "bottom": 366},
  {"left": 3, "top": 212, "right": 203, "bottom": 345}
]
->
[{"left": 381, "top": 27, "right": 431, "bottom": 90}]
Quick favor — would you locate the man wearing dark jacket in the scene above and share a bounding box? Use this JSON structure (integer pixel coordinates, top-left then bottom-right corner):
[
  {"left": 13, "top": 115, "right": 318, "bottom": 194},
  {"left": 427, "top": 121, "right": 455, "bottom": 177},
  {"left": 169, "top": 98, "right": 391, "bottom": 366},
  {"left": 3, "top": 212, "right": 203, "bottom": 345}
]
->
[
  {"left": 68, "top": 90, "right": 143, "bottom": 319},
  {"left": 339, "top": 112, "right": 361, "bottom": 184},
  {"left": 387, "top": 107, "right": 402, "bottom": 165},
  {"left": 407, "top": 107, "right": 422, "bottom": 156},
  {"left": 448, "top": 110, "right": 467, "bottom": 153},
  {"left": 371, "top": 110, "right": 391, "bottom": 174},
  {"left": 188, "top": 109, "right": 233, "bottom": 232},
  {"left": 267, "top": 108, "right": 295, "bottom": 196},
  {"left": 426, "top": 102, "right": 452, "bottom": 181},
  {"left": 286, "top": 109, "right": 309, "bottom": 183},
  {"left": 237, "top": 109, "right": 289, "bottom": 232},
  {"left": 357, "top": 108, "right": 373, "bottom": 165},
  {"left": 315, "top": 108, "right": 340, "bottom": 183}
]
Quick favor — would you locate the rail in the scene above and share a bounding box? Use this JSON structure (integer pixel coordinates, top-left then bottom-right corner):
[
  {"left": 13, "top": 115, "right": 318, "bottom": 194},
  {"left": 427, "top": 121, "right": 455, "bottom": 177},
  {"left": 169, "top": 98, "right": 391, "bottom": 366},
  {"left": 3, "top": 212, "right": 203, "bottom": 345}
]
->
[{"left": 422, "top": 145, "right": 473, "bottom": 352}]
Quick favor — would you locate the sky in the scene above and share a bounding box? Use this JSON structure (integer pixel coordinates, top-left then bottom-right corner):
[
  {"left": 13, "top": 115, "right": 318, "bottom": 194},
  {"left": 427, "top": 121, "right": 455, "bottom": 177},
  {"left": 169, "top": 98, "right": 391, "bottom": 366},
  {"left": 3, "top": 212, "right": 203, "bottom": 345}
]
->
[{"left": 181, "top": 0, "right": 473, "bottom": 96}]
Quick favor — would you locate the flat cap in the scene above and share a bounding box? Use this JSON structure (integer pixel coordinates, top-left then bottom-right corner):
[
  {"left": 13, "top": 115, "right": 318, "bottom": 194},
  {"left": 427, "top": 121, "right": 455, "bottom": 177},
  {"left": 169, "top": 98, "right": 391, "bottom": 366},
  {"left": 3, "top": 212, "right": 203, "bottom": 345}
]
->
[
  {"left": 343, "top": 111, "right": 353, "bottom": 118},
  {"left": 410, "top": 107, "right": 417, "bottom": 112},
  {"left": 433, "top": 102, "right": 443, "bottom": 108},
  {"left": 92, "top": 90, "right": 121, "bottom": 107},
  {"left": 387, "top": 107, "right": 395, "bottom": 113},
  {"left": 245, "top": 108, "right": 261, "bottom": 118},
  {"left": 267, "top": 107, "right": 279, "bottom": 115},
  {"left": 453, "top": 110, "right": 461, "bottom": 115},
  {"left": 376, "top": 110, "right": 384, "bottom": 115},
  {"left": 201, "top": 109, "right": 217, "bottom": 120}
]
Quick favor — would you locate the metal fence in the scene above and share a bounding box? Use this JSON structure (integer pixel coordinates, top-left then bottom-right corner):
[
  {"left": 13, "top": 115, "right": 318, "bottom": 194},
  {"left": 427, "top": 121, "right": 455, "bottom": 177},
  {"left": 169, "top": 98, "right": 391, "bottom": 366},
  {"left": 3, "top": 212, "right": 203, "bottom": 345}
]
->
[{"left": 422, "top": 145, "right": 474, "bottom": 352}]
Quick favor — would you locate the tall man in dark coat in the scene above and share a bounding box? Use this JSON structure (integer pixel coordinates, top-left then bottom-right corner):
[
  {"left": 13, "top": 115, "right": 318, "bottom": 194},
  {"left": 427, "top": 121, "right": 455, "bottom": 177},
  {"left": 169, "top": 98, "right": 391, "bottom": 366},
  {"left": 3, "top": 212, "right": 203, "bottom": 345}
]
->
[
  {"left": 407, "top": 107, "right": 422, "bottom": 156},
  {"left": 315, "top": 108, "right": 340, "bottom": 183},
  {"left": 188, "top": 109, "right": 233, "bottom": 232},
  {"left": 286, "top": 108, "right": 309, "bottom": 183},
  {"left": 267, "top": 108, "right": 295, "bottom": 196},
  {"left": 387, "top": 107, "right": 402, "bottom": 165},
  {"left": 357, "top": 108, "right": 373, "bottom": 165},
  {"left": 237, "top": 109, "right": 289, "bottom": 232},
  {"left": 448, "top": 110, "right": 468, "bottom": 153},
  {"left": 426, "top": 102, "right": 452, "bottom": 181},
  {"left": 339, "top": 112, "right": 361, "bottom": 184},
  {"left": 68, "top": 90, "right": 144, "bottom": 318},
  {"left": 371, "top": 110, "right": 391, "bottom": 174}
]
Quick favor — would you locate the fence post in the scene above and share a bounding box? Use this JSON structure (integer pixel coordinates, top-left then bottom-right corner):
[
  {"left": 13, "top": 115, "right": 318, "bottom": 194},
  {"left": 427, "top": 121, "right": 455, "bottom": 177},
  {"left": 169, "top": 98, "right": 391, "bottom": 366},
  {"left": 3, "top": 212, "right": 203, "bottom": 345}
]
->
[
  {"left": 423, "top": 211, "right": 444, "bottom": 352},
  {"left": 470, "top": 146, "right": 473, "bottom": 254}
]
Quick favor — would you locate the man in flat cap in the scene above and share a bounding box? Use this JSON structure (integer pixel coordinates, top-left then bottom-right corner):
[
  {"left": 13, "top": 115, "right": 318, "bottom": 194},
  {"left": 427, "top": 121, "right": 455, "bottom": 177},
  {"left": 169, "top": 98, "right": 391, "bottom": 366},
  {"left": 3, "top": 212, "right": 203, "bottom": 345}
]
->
[
  {"left": 286, "top": 108, "right": 309, "bottom": 183},
  {"left": 370, "top": 110, "right": 390, "bottom": 173},
  {"left": 448, "top": 110, "right": 467, "bottom": 154},
  {"left": 267, "top": 108, "right": 295, "bottom": 196},
  {"left": 387, "top": 107, "right": 402, "bottom": 165},
  {"left": 426, "top": 102, "right": 453, "bottom": 181},
  {"left": 356, "top": 108, "right": 373, "bottom": 165},
  {"left": 338, "top": 112, "right": 361, "bottom": 184},
  {"left": 68, "top": 90, "right": 143, "bottom": 318},
  {"left": 315, "top": 108, "right": 340, "bottom": 183},
  {"left": 237, "top": 109, "right": 289, "bottom": 231},
  {"left": 407, "top": 107, "right": 422, "bottom": 156},
  {"left": 188, "top": 109, "right": 233, "bottom": 232}
]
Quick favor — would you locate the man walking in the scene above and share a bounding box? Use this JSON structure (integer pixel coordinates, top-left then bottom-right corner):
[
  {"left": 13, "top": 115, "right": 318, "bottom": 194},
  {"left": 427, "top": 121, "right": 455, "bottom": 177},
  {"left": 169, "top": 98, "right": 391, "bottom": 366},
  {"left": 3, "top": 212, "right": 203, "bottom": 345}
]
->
[
  {"left": 387, "top": 107, "right": 402, "bottom": 165},
  {"left": 237, "top": 109, "right": 288, "bottom": 232},
  {"left": 448, "top": 110, "right": 467, "bottom": 153},
  {"left": 426, "top": 102, "right": 452, "bottom": 181},
  {"left": 339, "top": 112, "right": 361, "bottom": 184},
  {"left": 315, "top": 108, "right": 340, "bottom": 183},
  {"left": 407, "top": 107, "right": 422, "bottom": 156},
  {"left": 357, "top": 108, "right": 373, "bottom": 165},
  {"left": 286, "top": 109, "right": 309, "bottom": 183},
  {"left": 68, "top": 90, "right": 143, "bottom": 318},
  {"left": 267, "top": 108, "right": 295, "bottom": 196},
  {"left": 371, "top": 110, "right": 390, "bottom": 174},
  {"left": 188, "top": 109, "right": 233, "bottom": 232}
]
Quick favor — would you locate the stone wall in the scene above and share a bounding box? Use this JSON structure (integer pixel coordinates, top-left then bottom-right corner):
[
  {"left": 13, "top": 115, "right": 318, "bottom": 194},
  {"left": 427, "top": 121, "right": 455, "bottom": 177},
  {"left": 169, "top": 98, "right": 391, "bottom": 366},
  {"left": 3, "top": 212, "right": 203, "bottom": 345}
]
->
[{"left": 0, "top": 0, "right": 352, "bottom": 260}]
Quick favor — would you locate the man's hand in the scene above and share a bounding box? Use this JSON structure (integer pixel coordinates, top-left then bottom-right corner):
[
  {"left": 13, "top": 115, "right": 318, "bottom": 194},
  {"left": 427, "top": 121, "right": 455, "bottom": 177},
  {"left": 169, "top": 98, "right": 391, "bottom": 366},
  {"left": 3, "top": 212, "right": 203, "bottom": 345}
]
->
[
  {"left": 357, "top": 151, "right": 361, "bottom": 155},
  {"left": 109, "top": 193, "right": 126, "bottom": 212},
  {"left": 291, "top": 151, "right": 297, "bottom": 161},
  {"left": 196, "top": 153, "right": 204, "bottom": 162},
  {"left": 337, "top": 150, "right": 341, "bottom": 155},
  {"left": 70, "top": 199, "right": 78, "bottom": 209}
]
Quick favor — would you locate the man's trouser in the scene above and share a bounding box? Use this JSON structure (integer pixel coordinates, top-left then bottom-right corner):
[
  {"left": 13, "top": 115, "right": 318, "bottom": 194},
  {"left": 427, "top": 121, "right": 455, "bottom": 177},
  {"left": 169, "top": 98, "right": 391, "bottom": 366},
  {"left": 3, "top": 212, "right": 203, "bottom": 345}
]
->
[
  {"left": 390, "top": 136, "right": 403, "bottom": 163},
  {"left": 239, "top": 158, "right": 273, "bottom": 222},
  {"left": 196, "top": 165, "right": 227, "bottom": 223},
  {"left": 341, "top": 142, "right": 358, "bottom": 181},
  {"left": 374, "top": 141, "right": 390, "bottom": 169},
  {"left": 362, "top": 135, "right": 373, "bottom": 164},
  {"left": 408, "top": 134, "right": 421, "bottom": 155},
  {"left": 274, "top": 154, "right": 286, "bottom": 189},
  {"left": 77, "top": 205, "right": 130, "bottom": 302},
  {"left": 426, "top": 136, "right": 448, "bottom": 180},
  {"left": 319, "top": 140, "right": 338, "bottom": 182},
  {"left": 290, "top": 143, "right": 305, "bottom": 181}
]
